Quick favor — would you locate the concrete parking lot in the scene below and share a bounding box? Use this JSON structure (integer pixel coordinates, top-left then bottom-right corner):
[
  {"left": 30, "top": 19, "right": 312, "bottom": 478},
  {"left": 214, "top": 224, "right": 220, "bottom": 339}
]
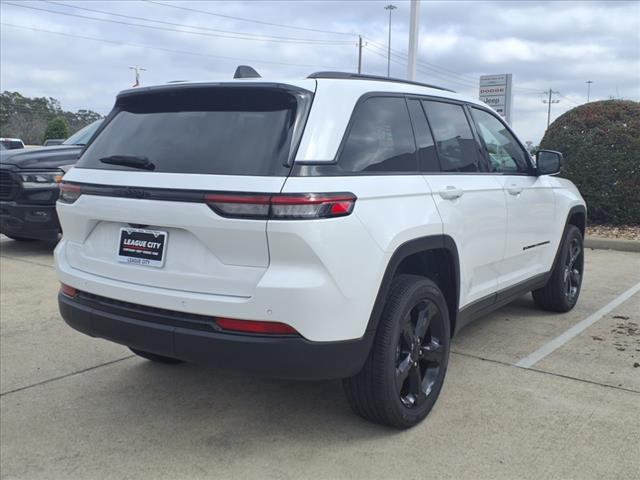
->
[{"left": 1, "top": 235, "right": 639, "bottom": 480}]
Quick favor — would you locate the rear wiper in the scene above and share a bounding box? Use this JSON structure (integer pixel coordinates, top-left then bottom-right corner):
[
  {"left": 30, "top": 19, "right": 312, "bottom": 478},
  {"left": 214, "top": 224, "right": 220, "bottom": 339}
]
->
[{"left": 99, "top": 155, "right": 155, "bottom": 171}]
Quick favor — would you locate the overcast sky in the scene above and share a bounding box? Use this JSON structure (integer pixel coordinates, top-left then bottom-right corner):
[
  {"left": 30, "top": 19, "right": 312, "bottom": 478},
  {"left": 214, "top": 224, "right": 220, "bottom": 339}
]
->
[{"left": 1, "top": 0, "right": 638, "bottom": 143}]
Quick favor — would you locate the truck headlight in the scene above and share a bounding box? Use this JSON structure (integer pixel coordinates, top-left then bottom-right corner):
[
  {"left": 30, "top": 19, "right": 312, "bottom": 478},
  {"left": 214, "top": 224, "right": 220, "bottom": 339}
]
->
[{"left": 19, "top": 171, "right": 63, "bottom": 188}]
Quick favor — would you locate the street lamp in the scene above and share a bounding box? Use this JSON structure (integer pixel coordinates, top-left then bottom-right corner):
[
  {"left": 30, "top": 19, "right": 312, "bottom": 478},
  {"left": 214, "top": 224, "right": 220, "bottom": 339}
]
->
[
  {"left": 384, "top": 4, "right": 397, "bottom": 77},
  {"left": 586, "top": 80, "right": 593, "bottom": 102},
  {"left": 129, "top": 65, "right": 146, "bottom": 87}
]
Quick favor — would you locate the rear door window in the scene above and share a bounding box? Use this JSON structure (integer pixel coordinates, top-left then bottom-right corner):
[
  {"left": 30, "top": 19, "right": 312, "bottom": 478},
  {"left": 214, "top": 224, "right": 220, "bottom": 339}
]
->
[
  {"left": 76, "top": 87, "right": 307, "bottom": 176},
  {"left": 422, "top": 101, "right": 484, "bottom": 173},
  {"left": 338, "top": 96, "right": 417, "bottom": 173}
]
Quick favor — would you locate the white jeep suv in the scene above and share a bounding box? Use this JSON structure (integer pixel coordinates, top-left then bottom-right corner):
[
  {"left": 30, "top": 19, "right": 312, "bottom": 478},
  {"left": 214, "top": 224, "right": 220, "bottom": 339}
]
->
[{"left": 55, "top": 71, "right": 586, "bottom": 428}]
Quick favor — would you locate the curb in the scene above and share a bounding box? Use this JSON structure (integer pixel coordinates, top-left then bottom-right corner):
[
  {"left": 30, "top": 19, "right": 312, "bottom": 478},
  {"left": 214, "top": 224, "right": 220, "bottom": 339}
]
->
[{"left": 585, "top": 236, "right": 640, "bottom": 253}]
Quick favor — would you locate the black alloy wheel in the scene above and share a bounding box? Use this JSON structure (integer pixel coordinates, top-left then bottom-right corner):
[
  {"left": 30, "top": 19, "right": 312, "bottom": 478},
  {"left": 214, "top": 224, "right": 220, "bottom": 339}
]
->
[
  {"left": 343, "top": 274, "right": 451, "bottom": 429},
  {"left": 533, "top": 224, "right": 584, "bottom": 312},
  {"left": 564, "top": 236, "right": 583, "bottom": 303},
  {"left": 395, "top": 299, "right": 446, "bottom": 409}
]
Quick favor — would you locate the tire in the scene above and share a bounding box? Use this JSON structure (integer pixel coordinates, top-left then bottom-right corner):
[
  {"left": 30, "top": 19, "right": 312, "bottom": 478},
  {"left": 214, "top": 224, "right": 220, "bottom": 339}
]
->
[
  {"left": 130, "top": 348, "right": 183, "bottom": 364},
  {"left": 532, "top": 225, "right": 584, "bottom": 312},
  {"left": 343, "top": 274, "right": 451, "bottom": 429}
]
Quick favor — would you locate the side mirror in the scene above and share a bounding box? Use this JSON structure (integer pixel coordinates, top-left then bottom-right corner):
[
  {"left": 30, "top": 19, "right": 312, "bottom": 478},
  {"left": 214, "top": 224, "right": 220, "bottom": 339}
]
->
[{"left": 536, "top": 150, "right": 563, "bottom": 175}]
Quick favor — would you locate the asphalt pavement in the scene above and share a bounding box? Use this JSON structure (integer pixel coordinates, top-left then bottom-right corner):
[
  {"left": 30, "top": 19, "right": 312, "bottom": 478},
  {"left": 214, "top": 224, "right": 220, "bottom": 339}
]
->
[{"left": 1, "top": 235, "right": 639, "bottom": 480}]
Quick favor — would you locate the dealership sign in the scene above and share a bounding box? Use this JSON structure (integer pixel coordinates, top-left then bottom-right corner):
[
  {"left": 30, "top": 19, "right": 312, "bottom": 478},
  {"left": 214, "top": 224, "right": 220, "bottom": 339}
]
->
[{"left": 479, "top": 74, "right": 513, "bottom": 124}]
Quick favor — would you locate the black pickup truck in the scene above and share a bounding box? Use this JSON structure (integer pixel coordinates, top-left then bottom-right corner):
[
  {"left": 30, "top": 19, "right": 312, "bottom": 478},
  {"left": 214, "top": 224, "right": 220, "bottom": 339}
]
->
[{"left": 0, "top": 120, "right": 102, "bottom": 241}]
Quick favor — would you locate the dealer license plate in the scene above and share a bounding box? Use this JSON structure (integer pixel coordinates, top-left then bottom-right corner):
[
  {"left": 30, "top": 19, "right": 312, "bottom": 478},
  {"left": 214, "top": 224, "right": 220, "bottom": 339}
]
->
[{"left": 118, "top": 227, "right": 167, "bottom": 268}]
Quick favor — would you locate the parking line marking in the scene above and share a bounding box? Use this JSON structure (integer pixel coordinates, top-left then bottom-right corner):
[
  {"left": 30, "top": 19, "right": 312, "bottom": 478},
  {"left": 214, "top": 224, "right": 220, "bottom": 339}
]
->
[
  {"left": 453, "top": 351, "right": 640, "bottom": 394},
  {"left": 0, "top": 355, "right": 136, "bottom": 397},
  {"left": 515, "top": 281, "right": 640, "bottom": 369}
]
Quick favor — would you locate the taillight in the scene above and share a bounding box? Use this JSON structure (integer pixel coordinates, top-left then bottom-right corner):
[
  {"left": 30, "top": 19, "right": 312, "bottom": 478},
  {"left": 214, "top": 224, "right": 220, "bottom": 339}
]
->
[
  {"left": 270, "top": 194, "right": 356, "bottom": 219},
  {"left": 204, "top": 193, "right": 271, "bottom": 219},
  {"left": 205, "top": 192, "right": 356, "bottom": 220},
  {"left": 60, "top": 283, "right": 77, "bottom": 298},
  {"left": 59, "top": 183, "right": 82, "bottom": 204},
  {"left": 215, "top": 317, "right": 298, "bottom": 335}
]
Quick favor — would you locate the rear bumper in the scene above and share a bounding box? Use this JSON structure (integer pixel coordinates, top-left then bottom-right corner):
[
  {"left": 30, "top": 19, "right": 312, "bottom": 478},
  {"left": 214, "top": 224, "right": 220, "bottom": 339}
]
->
[
  {"left": 0, "top": 201, "right": 60, "bottom": 240},
  {"left": 58, "top": 292, "right": 373, "bottom": 380}
]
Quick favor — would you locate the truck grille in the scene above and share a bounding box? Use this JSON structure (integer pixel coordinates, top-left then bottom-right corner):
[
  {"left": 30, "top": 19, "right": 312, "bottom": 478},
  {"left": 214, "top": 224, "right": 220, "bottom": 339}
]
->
[{"left": 0, "top": 171, "right": 19, "bottom": 201}]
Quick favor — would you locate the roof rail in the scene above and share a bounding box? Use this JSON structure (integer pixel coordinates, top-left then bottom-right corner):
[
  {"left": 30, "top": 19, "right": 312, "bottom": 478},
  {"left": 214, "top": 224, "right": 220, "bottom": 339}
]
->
[{"left": 307, "top": 71, "right": 455, "bottom": 92}]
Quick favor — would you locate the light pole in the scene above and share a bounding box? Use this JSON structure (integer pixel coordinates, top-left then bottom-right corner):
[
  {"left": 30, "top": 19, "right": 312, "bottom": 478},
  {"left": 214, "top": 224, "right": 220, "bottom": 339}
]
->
[
  {"left": 407, "top": 0, "right": 420, "bottom": 81},
  {"left": 384, "top": 4, "right": 397, "bottom": 77},
  {"left": 586, "top": 80, "right": 593, "bottom": 102},
  {"left": 129, "top": 66, "right": 146, "bottom": 87}
]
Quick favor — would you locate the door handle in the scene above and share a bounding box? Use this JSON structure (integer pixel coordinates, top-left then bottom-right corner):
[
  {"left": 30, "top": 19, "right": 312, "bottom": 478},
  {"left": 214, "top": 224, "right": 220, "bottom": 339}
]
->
[
  {"left": 439, "top": 186, "right": 464, "bottom": 200},
  {"left": 507, "top": 185, "right": 523, "bottom": 196}
]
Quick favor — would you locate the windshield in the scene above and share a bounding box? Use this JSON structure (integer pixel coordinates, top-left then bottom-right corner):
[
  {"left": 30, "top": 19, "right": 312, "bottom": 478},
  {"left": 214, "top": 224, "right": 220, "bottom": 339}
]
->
[
  {"left": 76, "top": 87, "right": 309, "bottom": 176},
  {"left": 1, "top": 140, "right": 24, "bottom": 150},
  {"left": 63, "top": 119, "right": 103, "bottom": 146}
]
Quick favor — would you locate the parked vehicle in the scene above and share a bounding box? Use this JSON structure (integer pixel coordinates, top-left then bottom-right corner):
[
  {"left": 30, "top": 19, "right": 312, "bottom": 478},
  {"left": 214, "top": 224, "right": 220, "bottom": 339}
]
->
[
  {"left": 0, "top": 138, "right": 25, "bottom": 150},
  {"left": 55, "top": 72, "right": 586, "bottom": 428},
  {"left": 0, "top": 120, "right": 102, "bottom": 241},
  {"left": 43, "top": 139, "right": 65, "bottom": 146}
]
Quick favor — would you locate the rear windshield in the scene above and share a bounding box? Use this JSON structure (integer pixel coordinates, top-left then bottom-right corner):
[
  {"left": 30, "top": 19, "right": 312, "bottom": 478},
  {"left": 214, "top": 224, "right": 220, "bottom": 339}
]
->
[{"left": 76, "top": 87, "right": 307, "bottom": 176}]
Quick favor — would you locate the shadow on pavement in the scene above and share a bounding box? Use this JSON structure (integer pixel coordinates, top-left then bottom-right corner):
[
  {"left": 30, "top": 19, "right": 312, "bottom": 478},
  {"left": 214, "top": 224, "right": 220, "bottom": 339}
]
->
[
  {"left": 0, "top": 236, "right": 58, "bottom": 258},
  {"left": 70, "top": 356, "right": 401, "bottom": 447}
]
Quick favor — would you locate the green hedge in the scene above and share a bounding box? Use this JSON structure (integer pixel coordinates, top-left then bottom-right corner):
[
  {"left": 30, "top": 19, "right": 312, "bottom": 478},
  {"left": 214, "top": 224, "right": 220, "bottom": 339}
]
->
[{"left": 540, "top": 100, "right": 639, "bottom": 225}]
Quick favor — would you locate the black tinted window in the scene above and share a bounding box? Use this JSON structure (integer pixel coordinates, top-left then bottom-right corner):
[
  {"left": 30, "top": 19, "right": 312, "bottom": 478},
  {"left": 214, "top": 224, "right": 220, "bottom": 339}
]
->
[
  {"left": 338, "top": 97, "right": 417, "bottom": 173},
  {"left": 407, "top": 99, "right": 440, "bottom": 172},
  {"left": 422, "top": 101, "right": 483, "bottom": 173},
  {"left": 1, "top": 140, "right": 23, "bottom": 150},
  {"left": 77, "top": 87, "right": 303, "bottom": 176},
  {"left": 471, "top": 108, "right": 529, "bottom": 173}
]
